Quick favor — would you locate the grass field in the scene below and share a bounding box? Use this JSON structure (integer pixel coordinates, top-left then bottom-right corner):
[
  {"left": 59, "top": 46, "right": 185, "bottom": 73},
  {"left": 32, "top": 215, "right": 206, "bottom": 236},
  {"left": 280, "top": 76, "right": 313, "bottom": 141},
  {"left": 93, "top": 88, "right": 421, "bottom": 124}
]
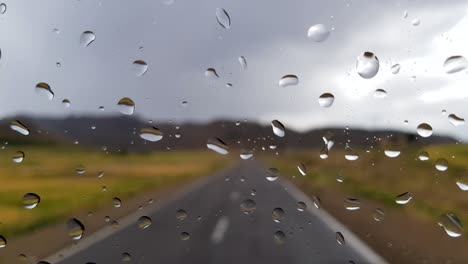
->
[
  {"left": 267, "top": 144, "right": 468, "bottom": 235},
  {"left": 0, "top": 145, "right": 229, "bottom": 239}
]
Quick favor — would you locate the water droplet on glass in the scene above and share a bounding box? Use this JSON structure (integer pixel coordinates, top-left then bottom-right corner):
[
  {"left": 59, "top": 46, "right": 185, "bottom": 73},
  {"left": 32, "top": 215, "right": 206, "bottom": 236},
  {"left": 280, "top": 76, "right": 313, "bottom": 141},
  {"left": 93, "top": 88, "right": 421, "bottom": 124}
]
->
[
  {"left": 372, "top": 208, "right": 385, "bottom": 222},
  {"left": 176, "top": 209, "right": 188, "bottom": 220},
  {"left": 272, "top": 208, "right": 285, "bottom": 223},
  {"left": 67, "top": 218, "right": 85, "bottom": 240},
  {"left": 180, "top": 231, "right": 190, "bottom": 240},
  {"left": 204, "top": 68, "right": 219, "bottom": 80},
  {"left": 266, "top": 168, "right": 280, "bottom": 181},
  {"left": 456, "top": 179, "right": 468, "bottom": 191},
  {"left": 278, "top": 75, "right": 299, "bottom": 88},
  {"left": 273, "top": 231, "right": 286, "bottom": 244},
  {"left": 10, "top": 120, "right": 30, "bottom": 136},
  {"left": 384, "top": 149, "right": 400, "bottom": 158},
  {"left": 297, "top": 163, "right": 307, "bottom": 176},
  {"left": 312, "top": 196, "right": 321, "bottom": 209},
  {"left": 418, "top": 151, "right": 430, "bottom": 161},
  {"left": 215, "top": 8, "right": 231, "bottom": 29},
  {"left": 374, "top": 89, "right": 387, "bottom": 99},
  {"left": 411, "top": 19, "right": 420, "bottom": 26},
  {"left": 12, "top": 151, "right": 25, "bottom": 163},
  {"left": 0, "top": 236, "right": 6, "bottom": 248},
  {"left": 356, "top": 52, "right": 379, "bottom": 79},
  {"left": 137, "top": 216, "right": 152, "bottom": 229},
  {"left": 22, "top": 193, "right": 40, "bottom": 209},
  {"left": 117, "top": 97, "right": 135, "bottom": 115},
  {"left": 448, "top": 114, "right": 465, "bottom": 126},
  {"left": 297, "top": 201, "right": 307, "bottom": 212},
  {"left": 345, "top": 148, "right": 359, "bottom": 161},
  {"left": 416, "top": 123, "right": 432, "bottom": 138},
  {"left": 121, "top": 252, "right": 131, "bottom": 262},
  {"left": 35, "top": 82, "right": 54, "bottom": 100},
  {"left": 240, "top": 149, "right": 254, "bottom": 160},
  {"left": 139, "top": 127, "right": 163, "bottom": 142},
  {"left": 438, "top": 213, "right": 463, "bottom": 238},
  {"left": 444, "top": 56, "right": 468, "bottom": 74},
  {"left": 435, "top": 158, "right": 448, "bottom": 171},
  {"left": 240, "top": 199, "right": 256, "bottom": 214},
  {"left": 111, "top": 220, "right": 119, "bottom": 228},
  {"left": 62, "top": 99, "right": 71, "bottom": 108},
  {"left": 391, "top": 64, "right": 401, "bottom": 74},
  {"left": 75, "top": 164, "right": 86, "bottom": 175},
  {"left": 395, "top": 192, "right": 413, "bottom": 205},
  {"left": 344, "top": 198, "right": 361, "bottom": 210},
  {"left": 318, "top": 93, "right": 335, "bottom": 108},
  {"left": 0, "top": 3, "right": 6, "bottom": 14},
  {"left": 80, "top": 31, "right": 96, "bottom": 47},
  {"left": 336, "top": 232, "right": 345, "bottom": 245},
  {"left": 132, "top": 60, "right": 148, "bottom": 77},
  {"left": 206, "top": 138, "right": 229, "bottom": 155},
  {"left": 113, "top": 197, "right": 122, "bottom": 208},
  {"left": 238, "top": 56, "right": 247, "bottom": 70},
  {"left": 307, "top": 24, "right": 330, "bottom": 42},
  {"left": 271, "top": 120, "right": 286, "bottom": 137}
]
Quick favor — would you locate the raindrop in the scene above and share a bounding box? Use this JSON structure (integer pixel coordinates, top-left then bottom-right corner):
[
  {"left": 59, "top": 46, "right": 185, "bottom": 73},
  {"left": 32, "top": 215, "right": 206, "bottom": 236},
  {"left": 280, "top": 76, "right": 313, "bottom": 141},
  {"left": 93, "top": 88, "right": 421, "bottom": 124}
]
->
[
  {"left": 448, "top": 114, "right": 465, "bottom": 127},
  {"left": 22, "top": 193, "right": 40, "bottom": 209},
  {"left": 56, "top": 62, "right": 61, "bottom": 68},
  {"left": 374, "top": 89, "right": 387, "bottom": 99},
  {"left": 416, "top": 123, "right": 432, "bottom": 138},
  {"left": 272, "top": 208, "right": 285, "bottom": 223},
  {"left": 444, "top": 56, "right": 468, "bottom": 74},
  {"left": 111, "top": 220, "right": 119, "bottom": 228},
  {"left": 0, "top": 3, "right": 6, "bottom": 14},
  {"left": 312, "top": 196, "right": 321, "bottom": 209},
  {"left": 12, "top": 151, "right": 25, "bottom": 163},
  {"left": 271, "top": 120, "right": 286, "bottom": 137},
  {"left": 204, "top": 68, "right": 219, "bottom": 80},
  {"left": 456, "top": 179, "right": 468, "bottom": 191},
  {"left": 75, "top": 164, "right": 86, "bottom": 175},
  {"left": 35, "top": 82, "right": 54, "bottom": 100},
  {"left": 418, "top": 151, "right": 430, "bottom": 161},
  {"left": 344, "top": 148, "right": 359, "bottom": 161},
  {"left": 336, "top": 232, "right": 345, "bottom": 245},
  {"left": 297, "top": 201, "right": 307, "bottom": 212},
  {"left": 297, "top": 163, "right": 307, "bottom": 176},
  {"left": 67, "top": 218, "right": 85, "bottom": 240},
  {"left": 395, "top": 192, "right": 413, "bottom": 205},
  {"left": 411, "top": 19, "right": 420, "bottom": 26},
  {"left": 278, "top": 75, "right": 299, "bottom": 88},
  {"left": 238, "top": 56, "right": 247, "bottom": 70},
  {"left": 266, "top": 168, "right": 280, "bottom": 181},
  {"left": 176, "top": 209, "right": 188, "bottom": 220},
  {"left": 240, "top": 199, "right": 256, "bottom": 214},
  {"left": 240, "top": 149, "right": 254, "bottom": 160},
  {"left": 180, "top": 232, "right": 190, "bottom": 240},
  {"left": 132, "top": 60, "right": 148, "bottom": 77},
  {"left": 215, "top": 8, "right": 231, "bottom": 29},
  {"left": 206, "top": 138, "right": 229, "bottom": 155},
  {"left": 438, "top": 213, "right": 463, "bottom": 238},
  {"left": 320, "top": 146, "right": 329, "bottom": 159},
  {"left": 121, "top": 252, "right": 131, "bottom": 262},
  {"left": 137, "top": 216, "right": 152, "bottom": 229},
  {"left": 113, "top": 197, "right": 122, "bottom": 208},
  {"left": 372, "top": 208, "right": 385, "bottom": 222},
  {"left": 0, "top": 236, "right": 6, "bottom": 248},
  {"left": 139, "top": 127, "right": 163, "bottom": 142},
  {"left": 307, "top": 24, "right": 330, "bottom": 42},
  {"left": 384, "top": 149, "right": 400, "bottom": 158},
  {"left": 80, "top": 31, "right": 96, "bottom": 47},
  {"left": 273, "top": 231, "right": 286, "bottom": 244},
  {"left": 391, "top": 64, "right": 401, "bottom": 74},
  {"left": 323, "top": 132, "right": 335, "bottom": 150},
  {"left": 356, "top": 52, "right": 379, "bottom": 79},
  {"left": 10, "top": 120, "right": 29, "bottom": 135},
  {"left": 344, "top": 198, "right": 360, "bottom": 210},
  {"left": 62, "top": 99, "right": 71, "bottom": 108},
  {"left": 117, "top": 97, "right": 135, "bottom": 115},
  {"left": 318, "top": 93, "right": 335, "bottom": 108},
  {"left": 435, "top": 158, "right": 448, "bottom": 171}
]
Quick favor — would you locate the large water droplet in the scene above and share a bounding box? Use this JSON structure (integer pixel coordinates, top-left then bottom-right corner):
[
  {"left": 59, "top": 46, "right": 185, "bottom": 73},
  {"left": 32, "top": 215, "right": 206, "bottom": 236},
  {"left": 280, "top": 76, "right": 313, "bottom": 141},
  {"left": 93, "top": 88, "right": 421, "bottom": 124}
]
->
[
  {"left": 312, "top": 196, "right": 321, "bottom": 209},
  {"left": 384, "top": 149, "right": 401, "bottom": 158},
  {"left": 80, "top": 31, "right": 96, "bottom": 47},
  {"left": 448, "top": 114, "right": 465, "bottom": 126},
  {"left": 372, "top": 208, "right": 385, "bottom": 222},
  {"left": 176, "top": 209, "right": 188, "bottom": 220},
  {"left": 22, "top": 193, "right": 40, "bottom": 209},
  {"left": 444, "top": 56, "right": 468, "bottom": 74},
  {"left": 35, "top": 82, "right": 54, "bottom": 100},
  {"left": 62, "top": 99, "right": 71, "bottom": 108},
  {"left": 318, "top": 93, "right": 334, "bottom": 108},
  {"left": 113, "top": 197, "right": 122, "bottom": 208},
  {"left": 10, "top": 120, "right": 29, "bottom": 136},
  {"left": 117, "top": 97, "right": 135, "bottom": 115},
  {"left": 204, "top": 68, "right": 219, "bottom": 80},
  {"left": 273, "top": 231, "right": 286, "bottom": 244},
  {"left": 122, "top": 252, "right": 131, "bottom": 262},
  {"left": 323, "top": 132, "right": 335, "bottom": 150},
  {"left": 297, "top": 201, "right": 307, "bottom": 212},
  {"left": 278, "top": 75, "right": 299, "bottom": 88},
  {"left": 456, "top": 179, "right": 468, "bottom": 191},
  {"left": 344, "top": 198, "right": 360, "bottom": 210},
  {"left": 395, "top": 192, "right": 413, "bottom": 205},
  {"left": 132, "top": 60, "right": 148, "bottom": 77},
  {"left": 391, "top": 64, "right": 401, "bottom": 74},
  {"left": 215, "top": 8, "right": 231, "bottom": 29},
  {"left": 75, "top": 164, "right": 86, "bottom": 175},
  {"left": 438, "top": 213, "right": 463, "bottom": 238},
  {"left": 0, "top": 3, "right": 6, "bottom": 14},
  {"left": 344, "top": 148, "right": 359, "bottom": 161},
  {"left": 240, "top": 199, "right": 256, "bottom": 214},
  {"left": 139, "top": 127, "right": 163, "bottom": 142},
  {"left": 297, "top": 163, "right": 307, "bottom": 176},
  {"left": 416, "top": 123, "right": 432, "bottom": 138},
  {"left": 137, "top": 216, "right": 152, "bottom": 229},
  {"left": 12, "top": 151, "right": 25, "bottom": 163},
  {"left": 374, "top": 89, "right": 387, "bottom": 99},
  {"left": 240, "top": 149, "right": 254, "bottom": 160},
  {"left": 67, "top": 218, "right": 85, "bottom": 240},
  {"left": 0, "top": 236, "right": 6, "bottom": 248},
  {"left": 180, "top": 232, "right": 191, "bottom": 240},
  {"left": 336, "top": 232, "right": 345, "bottom": 245},
  {"left": 435, "top": 158, "right": 448, "bottom": 171},
  {"left": 206, "top": 138, "right": 229, "bottom": 155},
  {"left": 272, "top": 208, "right": 285, "bottom": 223},
  {"left": 356, "top": 52, "right": 379, "bottom": 79},
  {"left": 271, "top": 120, "right": 286, "bottom": 137},
  {"left": 266, "top": 168, "right": 279, "bottom": 181},
  {"left": 418, "top": 151, "right": 430, "bottom": 161},
  {"left": 238, "top": 56, "right": 247, "bottom": 70},
  {"left": 307, "top": 24, "right": 330, "bottom": 42}
]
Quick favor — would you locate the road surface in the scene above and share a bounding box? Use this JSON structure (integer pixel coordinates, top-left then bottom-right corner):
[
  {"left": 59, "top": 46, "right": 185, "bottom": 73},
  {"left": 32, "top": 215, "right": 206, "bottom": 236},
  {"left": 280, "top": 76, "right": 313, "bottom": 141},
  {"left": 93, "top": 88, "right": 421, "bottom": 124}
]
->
[{"left": 46, "top": 161, "right": 387, "bottom": 264}]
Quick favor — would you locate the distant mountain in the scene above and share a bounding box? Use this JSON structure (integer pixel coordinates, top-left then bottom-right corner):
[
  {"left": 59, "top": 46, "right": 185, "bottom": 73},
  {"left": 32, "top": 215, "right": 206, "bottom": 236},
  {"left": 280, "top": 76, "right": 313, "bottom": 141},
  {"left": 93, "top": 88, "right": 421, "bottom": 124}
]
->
[{"left": 0, "top": 115, "right": 456, "bottom": 152}]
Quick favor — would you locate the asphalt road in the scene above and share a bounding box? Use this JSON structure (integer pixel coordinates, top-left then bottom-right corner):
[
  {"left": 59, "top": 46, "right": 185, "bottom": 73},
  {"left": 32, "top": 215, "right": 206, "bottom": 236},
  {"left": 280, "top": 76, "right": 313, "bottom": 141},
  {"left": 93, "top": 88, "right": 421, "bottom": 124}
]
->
[{"left": 48, "top": 161, "right": 386, "bottom": 264}]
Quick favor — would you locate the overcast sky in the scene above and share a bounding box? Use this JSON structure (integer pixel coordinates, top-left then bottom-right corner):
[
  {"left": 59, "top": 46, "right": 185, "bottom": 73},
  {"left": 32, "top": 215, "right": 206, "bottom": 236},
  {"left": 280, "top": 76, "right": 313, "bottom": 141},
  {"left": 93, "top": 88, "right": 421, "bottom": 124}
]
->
[{"left": 1, "top": 0, "right": 468, "bottom": 140}]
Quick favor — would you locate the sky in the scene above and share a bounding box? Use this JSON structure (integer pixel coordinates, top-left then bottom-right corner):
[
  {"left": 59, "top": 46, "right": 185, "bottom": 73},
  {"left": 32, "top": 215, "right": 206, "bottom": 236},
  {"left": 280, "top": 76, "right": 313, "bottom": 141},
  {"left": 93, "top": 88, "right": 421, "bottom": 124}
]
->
[{"left": 1, "top": 0, "right": 468, "bottom": 140}]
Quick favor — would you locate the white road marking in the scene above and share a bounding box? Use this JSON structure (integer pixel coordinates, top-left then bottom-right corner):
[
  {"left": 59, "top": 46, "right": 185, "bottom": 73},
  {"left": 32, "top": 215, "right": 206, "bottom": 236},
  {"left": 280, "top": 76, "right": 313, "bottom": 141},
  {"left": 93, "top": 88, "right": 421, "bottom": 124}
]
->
[{"left": 211, "top": 216, "right": 230, "bottom": 244}]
